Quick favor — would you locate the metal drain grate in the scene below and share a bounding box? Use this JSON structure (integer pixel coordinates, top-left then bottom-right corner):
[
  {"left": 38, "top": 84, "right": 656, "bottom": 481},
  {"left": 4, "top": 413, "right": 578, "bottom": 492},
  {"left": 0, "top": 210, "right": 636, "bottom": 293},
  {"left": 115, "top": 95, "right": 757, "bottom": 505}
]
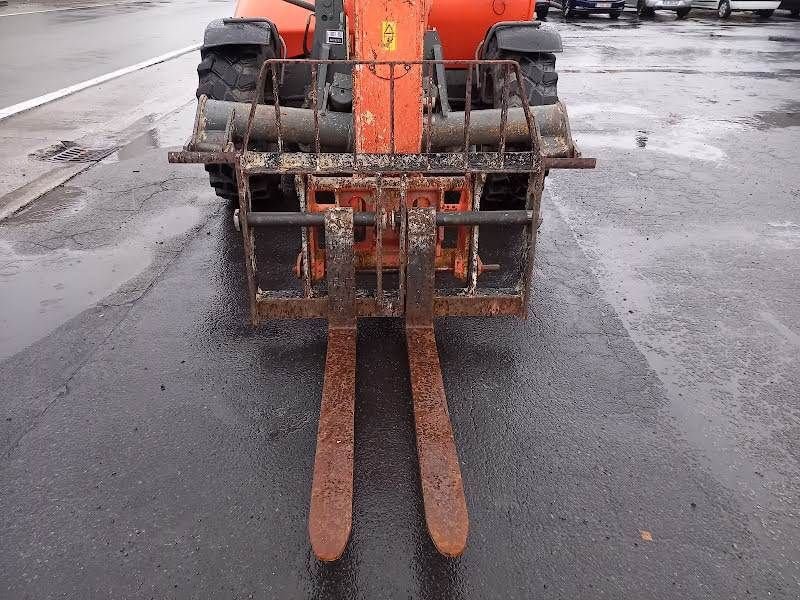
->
[{"left": 30, "top": 141, "right": 118, "bottom": 163}]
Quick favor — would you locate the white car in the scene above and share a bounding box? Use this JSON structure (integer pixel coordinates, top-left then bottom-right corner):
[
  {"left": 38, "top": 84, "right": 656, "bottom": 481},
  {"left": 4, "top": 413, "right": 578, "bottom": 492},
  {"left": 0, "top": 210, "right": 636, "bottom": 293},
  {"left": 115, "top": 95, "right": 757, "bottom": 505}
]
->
[
  {"left": 692, "top": 0, "right": 780, "bottom": 17},
  {"left": 629, "top": 0, "right": 693, "bottom": 18}
]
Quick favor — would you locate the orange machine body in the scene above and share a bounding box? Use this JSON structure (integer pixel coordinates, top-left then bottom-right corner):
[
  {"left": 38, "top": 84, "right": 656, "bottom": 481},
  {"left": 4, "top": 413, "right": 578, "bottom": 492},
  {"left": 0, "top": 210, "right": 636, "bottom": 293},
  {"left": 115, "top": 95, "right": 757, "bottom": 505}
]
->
[
  {"left": 347, "top": 0, "right": 429, "bottom": 153},
  {"left": 234, "top": 0, "right": 534, "bottom": 59}
]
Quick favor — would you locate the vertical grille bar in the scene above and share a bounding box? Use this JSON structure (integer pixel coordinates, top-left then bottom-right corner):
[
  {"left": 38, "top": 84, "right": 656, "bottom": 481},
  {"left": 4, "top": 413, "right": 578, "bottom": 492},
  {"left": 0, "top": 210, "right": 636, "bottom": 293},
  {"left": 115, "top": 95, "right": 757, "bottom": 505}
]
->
[
  {"left": 271, "top": 66, "right": 284, "bottom": 153},
  {"left": 389, "top": 63, "right": 396, "bottom": 156},
  {"left": 311, "top": 62, "right": 321, "bottom": 156},
  {"left": 463, "top": 64, "right": 473, "bottom": 164},
  {"left": 498, "top": 62, "right": 510, "bottom": 160}
]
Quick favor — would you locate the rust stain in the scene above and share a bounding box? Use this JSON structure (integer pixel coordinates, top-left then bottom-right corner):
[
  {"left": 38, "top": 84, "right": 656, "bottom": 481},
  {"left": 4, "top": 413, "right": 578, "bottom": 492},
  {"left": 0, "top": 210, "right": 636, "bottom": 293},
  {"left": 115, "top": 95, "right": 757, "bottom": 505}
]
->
[
  {"left": 406, "top": 325, "right": 469, "bottom": 557},
  {"left": 309, "top": 327, "right": 357, "bottom": 562}
]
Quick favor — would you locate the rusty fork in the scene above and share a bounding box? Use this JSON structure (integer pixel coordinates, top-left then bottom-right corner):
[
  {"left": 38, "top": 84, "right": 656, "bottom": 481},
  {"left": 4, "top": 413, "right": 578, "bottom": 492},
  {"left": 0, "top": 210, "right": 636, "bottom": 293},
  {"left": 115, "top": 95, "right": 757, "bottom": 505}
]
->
[
  {"left": 308, "top": 207, "right": 469, "bottom": 561},
  {"left": 405, "top": 207, "right": 469, "bottom": 557},
  {"left": 308, "top": 208, "right": 469, "bottom": 561},
  {"left": 308, "top": 208, "right": 357, "bottom": 562}
]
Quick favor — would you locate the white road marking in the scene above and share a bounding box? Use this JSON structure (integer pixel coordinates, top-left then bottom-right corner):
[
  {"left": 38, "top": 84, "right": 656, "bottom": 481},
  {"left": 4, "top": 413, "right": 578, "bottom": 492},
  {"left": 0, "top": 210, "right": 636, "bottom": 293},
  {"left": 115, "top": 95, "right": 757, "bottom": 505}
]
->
[
  {"left": 0, "top": 44, "right": 200, "bottom": 122},
  {"left": 0, "top": 2, "right": 133, "bottom": 17}
]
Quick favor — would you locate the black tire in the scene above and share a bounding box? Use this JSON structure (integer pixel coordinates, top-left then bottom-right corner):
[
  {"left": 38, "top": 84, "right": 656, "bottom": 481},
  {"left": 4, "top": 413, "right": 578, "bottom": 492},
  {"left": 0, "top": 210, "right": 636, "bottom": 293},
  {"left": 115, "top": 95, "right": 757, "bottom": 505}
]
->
[
  {"left": 718, "top": 0, "right": 732, "bottom": 17},
  {"left": 637, "top": 0, "right": 656, "bottom": 17},
  {"left": 196, "top": 44, "right": 279, "bottom": 206},
  {"left": 676, "top": 6, "right": 691, "bottom": 17},
  {"left": 484, "top": 50, "right": 559, "bottom": 107},
  {"left": 536, "top": 4, "right": 550, "bottom": 18},
  {"left": 482, "top": 45, "right": 559, "bottom": 209},
  {"left": 755, "top": 8, "right": 774, "bottom": 16},
  {"left": 792, "top": 7, "right": 800, "bottom": 17},
  {"left": 609, "top": 10, "right": 622, "bottom": 18}
]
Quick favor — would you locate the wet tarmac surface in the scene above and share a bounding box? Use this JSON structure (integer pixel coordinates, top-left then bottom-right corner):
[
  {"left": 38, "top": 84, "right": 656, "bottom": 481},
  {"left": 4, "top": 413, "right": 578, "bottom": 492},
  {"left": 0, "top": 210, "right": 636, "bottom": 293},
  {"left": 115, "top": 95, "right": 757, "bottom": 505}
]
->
[
  {"left": 0, "top": 0, "right": 230, "bottom": 108},
  {"left": 1, "top": 9, "right": 799, "bottom": 600}
]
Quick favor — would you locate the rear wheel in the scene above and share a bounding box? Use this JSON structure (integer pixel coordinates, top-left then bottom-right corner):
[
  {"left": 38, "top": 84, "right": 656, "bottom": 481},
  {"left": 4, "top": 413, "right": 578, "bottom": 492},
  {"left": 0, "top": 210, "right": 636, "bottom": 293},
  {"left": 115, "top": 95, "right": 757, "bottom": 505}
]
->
[
  {"left": 755, "top": 8, "right": 774, "bottom": 16},
  {"left": 676, "top": 6, "right": 691, "bottom": 17},
  {"left": 638, "top": 0, "right": 656, "bottom": 17},
  {"left": 609, "top": 10, "right": 622, "bottom": 18},
  {"left": 196, "top": 44, "right": 280, "bottom": 206},
  {"left": 718, "top": 0, "right": 732, "bottom": 17},
  {"left": 481, "top": 45, "right": 559, "bottom": 209}
]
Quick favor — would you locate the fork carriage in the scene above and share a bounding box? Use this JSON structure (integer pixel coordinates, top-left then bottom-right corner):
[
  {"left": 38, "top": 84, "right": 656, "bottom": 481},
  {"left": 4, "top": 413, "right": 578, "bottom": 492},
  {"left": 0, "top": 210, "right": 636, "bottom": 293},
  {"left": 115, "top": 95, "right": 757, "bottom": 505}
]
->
[{"left": 169, "top": 56, "right": 594, "bottom": 561}]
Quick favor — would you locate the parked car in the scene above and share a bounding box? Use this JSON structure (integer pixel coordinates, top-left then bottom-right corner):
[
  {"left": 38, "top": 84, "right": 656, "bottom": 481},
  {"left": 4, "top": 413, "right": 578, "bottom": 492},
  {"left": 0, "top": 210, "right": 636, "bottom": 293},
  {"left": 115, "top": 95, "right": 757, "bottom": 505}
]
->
[
  {"left": 692, "top": 0, "right": 780, "bottom": 17},
  {"left": 629, "top": 0, "right": 693, "bottom": 17},
  {"left": 550, "top": 0, "right": 626, "bottom": 18},
  {"left": 536, "top": 0, "right": 552, "bottom": 18},
  {"left": 779, "top": 0, "right": 800, "bottom": 15}
]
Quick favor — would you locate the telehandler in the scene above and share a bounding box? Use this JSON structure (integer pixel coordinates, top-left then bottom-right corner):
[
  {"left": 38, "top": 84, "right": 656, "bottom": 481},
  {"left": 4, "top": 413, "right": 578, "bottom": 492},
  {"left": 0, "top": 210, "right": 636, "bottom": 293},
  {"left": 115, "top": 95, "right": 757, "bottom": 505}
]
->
[{"left": 170, "top": 0, "right": 594, "bottom": 561}]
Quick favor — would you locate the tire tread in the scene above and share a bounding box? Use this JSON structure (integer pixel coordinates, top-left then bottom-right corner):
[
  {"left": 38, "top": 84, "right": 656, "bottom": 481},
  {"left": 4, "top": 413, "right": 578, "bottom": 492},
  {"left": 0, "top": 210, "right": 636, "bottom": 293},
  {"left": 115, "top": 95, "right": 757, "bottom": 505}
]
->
[{"left": 196, "top": 45, "right": 279, "bottom": 204}]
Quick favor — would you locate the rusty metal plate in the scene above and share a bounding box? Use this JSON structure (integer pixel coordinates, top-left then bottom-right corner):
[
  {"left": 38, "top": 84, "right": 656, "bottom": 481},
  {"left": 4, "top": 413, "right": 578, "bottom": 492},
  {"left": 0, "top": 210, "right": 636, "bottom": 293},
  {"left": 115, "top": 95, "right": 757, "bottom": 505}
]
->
[
  {"left": 308, "top": 326, "right": 357, "bottom": 562},
  {"left": 405, "top": 208, "right": 436, "bottom": 327},
  {"left": 433, "top": 294, "right": 524, "bottom": 317},
  {"left": 241, "top": 151, "right": 538, "bottom": 175},
  {"left": 253, "top": 293, "right": 524, "bottom": 321},
  {"left": 324, "top": 208, "right": 356, "bottom": 327},
  {"left": 406, "top": 325, "right": 469, "bottom": 557}
]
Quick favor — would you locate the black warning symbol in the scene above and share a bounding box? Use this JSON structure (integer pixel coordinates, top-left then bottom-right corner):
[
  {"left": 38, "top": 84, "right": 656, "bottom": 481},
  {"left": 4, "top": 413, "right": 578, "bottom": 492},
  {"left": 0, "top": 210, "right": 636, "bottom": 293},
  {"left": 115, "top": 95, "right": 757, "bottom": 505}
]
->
[{"left": 381, "top": 21, "right": 397, "bottom": 51}]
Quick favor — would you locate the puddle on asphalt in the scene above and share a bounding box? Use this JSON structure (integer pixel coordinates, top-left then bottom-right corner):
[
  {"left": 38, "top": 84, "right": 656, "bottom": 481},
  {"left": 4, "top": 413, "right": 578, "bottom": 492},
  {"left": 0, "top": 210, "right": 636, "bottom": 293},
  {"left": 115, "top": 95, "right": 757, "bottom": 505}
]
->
[
  {"left": 103, "top": 104, "right": 195, "bottom": 163},
  {"left": 768, "top": 36, "right": 800, "bottom": 44},
  {"left": 746, "top": 102, "right": 800, "bottom": 130},
  {"left": 576, "top": 131, "right": 729, "bottom": 161},
  {"left": 766, "top": 221, "right": 800, "bottom": 246},
  {"left": 0, "top": 240, "right": 152, "bottom": 361},
  {"left": 571, "top": 106, "right": 738, "bottom": 162},
  {"left": 567, "top": 103, "right": 652, "bottom": 117},
  {"left": 0, "top": 202, "right": 203, "bottom": 361},
  {"left": 114, "top": 127, "right": 161, "bottom": 161}
]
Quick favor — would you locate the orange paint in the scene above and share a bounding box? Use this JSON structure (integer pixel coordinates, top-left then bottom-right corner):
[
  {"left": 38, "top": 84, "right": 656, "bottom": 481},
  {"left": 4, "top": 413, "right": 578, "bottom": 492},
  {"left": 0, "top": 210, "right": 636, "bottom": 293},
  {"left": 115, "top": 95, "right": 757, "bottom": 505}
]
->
[
  {"left": 303, "top": 178, "right": 475, "bottom": 281},
  {"left": 430, "top": 0, "right": 535, "bottom": 59},
  {"left": 235, "top": 0, "right": 534, "bottom": 60},
  {"left": 349, "top": 0, "right": 430, "bottom": 154},
  {"left": 234, "top": 0, "right": 315, "bottom": 57}
]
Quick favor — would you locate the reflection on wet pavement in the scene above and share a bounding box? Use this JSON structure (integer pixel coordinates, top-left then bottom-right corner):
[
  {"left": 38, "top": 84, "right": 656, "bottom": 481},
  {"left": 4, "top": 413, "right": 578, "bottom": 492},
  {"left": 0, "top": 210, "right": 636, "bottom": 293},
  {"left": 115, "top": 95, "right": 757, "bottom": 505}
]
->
[
  {"left": 0, "top": 143, "right": 211, "bottom": 359},
  {"left": 0, "top": 8, "right": 799, "bottom": 599}
]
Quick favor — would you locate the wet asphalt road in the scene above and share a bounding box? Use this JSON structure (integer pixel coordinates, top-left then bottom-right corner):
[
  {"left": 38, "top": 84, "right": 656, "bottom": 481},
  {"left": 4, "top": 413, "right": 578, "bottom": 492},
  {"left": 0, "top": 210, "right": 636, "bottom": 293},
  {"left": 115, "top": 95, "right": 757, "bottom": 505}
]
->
[
  {"left": 1, "top": 7, "right": 800, "bottom": 600},
  {"left": 0, "top": 0, "right": 232, "bottom": 108}
]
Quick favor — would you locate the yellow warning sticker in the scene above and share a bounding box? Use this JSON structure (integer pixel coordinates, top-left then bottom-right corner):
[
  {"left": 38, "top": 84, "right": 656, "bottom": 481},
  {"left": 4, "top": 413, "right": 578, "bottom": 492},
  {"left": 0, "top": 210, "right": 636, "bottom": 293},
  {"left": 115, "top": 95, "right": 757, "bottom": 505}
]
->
[{"left": 381, "top": 21, "right": 397, "bottom": 51}]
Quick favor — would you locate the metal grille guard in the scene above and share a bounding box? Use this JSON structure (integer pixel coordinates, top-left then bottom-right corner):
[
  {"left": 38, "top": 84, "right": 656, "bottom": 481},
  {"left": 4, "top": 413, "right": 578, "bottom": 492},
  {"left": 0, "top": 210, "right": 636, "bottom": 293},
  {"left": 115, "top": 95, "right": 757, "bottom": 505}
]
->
[{"left": 168, "top": 58, "right": 596, "bottom": 561}]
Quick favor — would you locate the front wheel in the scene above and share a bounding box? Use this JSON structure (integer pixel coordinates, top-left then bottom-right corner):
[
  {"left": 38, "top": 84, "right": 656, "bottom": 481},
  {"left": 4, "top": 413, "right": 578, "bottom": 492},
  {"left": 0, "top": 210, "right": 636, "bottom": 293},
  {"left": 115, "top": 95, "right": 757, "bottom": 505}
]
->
[
  {"left": 676, "top": 6, "right": 691, "bottom": 17},
  {"left": 755, "top": 8, "right": 774, "bottom": 16},
  {"left": 481, "top": 46, "right": 559, "bottom": 209},
  {"left": 196, "top": 44, "right": 280, "bottom": 206},
  {"left": 609, "top": 9, "right": 622, "bottom": 17},
  {"left": 718, "top": 0, "right": 732, "bottom": 17},
  {"left": 536, "top": 3, "right": 551, "bottom": 18}
]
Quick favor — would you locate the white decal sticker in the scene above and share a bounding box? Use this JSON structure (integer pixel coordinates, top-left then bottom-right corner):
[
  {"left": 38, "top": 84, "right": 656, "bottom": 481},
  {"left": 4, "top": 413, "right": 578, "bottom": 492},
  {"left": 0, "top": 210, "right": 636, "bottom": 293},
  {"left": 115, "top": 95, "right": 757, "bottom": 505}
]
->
[{"left": 326, "top": 30, "right": 344, "bottom": 45}]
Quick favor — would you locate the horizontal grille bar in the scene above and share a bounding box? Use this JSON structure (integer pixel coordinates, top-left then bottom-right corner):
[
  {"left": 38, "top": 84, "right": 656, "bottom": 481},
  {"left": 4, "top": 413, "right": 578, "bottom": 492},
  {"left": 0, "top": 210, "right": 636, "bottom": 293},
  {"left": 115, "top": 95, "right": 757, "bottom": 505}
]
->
[{"left": 246, "top": 210, "right": 534, "bottom": 228}]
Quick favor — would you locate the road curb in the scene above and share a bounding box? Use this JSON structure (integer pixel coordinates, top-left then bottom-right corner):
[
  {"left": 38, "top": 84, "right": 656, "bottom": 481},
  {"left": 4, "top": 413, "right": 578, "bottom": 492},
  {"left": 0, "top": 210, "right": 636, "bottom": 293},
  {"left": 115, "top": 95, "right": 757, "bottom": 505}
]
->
[{"left": 0, "top": 164, "right": 89, "bottom": 222}]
